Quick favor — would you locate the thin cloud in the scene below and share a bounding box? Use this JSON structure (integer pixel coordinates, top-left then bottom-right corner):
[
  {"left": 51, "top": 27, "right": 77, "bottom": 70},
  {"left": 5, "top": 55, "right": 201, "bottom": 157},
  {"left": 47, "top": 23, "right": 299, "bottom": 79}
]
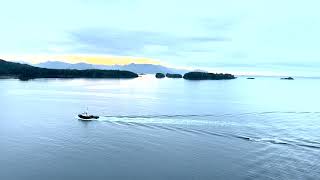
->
[{"left": 66, "top": 28, "right": 231, "bottom": 57}]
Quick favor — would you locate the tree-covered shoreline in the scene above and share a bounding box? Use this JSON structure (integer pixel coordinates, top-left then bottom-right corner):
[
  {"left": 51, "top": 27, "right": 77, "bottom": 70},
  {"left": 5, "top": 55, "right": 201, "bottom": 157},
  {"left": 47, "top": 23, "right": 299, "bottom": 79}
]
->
[
  {"left": 183, "top": 72, "right": 236, "bottom": 80},
  {"left": 0, "top": 59, "right": 139, "bottom": 80}
]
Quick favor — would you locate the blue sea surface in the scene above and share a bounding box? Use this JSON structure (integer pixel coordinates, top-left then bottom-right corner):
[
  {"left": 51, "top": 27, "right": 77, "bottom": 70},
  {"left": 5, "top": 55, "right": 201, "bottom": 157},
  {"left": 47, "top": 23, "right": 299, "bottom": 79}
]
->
[{"left": 1, "top": 75, "right": 319, "bottom": 180}]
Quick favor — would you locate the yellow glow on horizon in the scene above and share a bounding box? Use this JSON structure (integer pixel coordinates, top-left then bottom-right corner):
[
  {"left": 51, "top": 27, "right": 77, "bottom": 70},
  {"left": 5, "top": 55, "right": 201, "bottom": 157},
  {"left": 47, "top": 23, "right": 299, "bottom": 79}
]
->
[{"left": 1, "top": 54, "right": 161, "bottom": 65}]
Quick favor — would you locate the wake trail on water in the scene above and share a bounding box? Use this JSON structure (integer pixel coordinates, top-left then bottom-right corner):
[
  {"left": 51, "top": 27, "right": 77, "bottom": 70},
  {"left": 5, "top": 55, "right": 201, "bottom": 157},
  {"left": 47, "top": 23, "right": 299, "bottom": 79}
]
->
[
  {"left": 79, "top": 111, "right": 320, "bottom": 150},
  {"left": 100, "top": 111, "right": 320, "bottom": 119},
  {"left": 231, "top": 135, "right": 320, "bottom": 150},
  {"left": 98, "top": 118, "right": 320, "bottom": 150},
  {"left": 78, "top": 111, "right": 320, "bottom": 150}
]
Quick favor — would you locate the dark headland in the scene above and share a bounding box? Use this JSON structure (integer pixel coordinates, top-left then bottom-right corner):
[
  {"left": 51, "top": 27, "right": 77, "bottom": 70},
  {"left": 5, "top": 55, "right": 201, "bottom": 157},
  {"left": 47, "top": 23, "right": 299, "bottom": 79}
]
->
[
  {"left": 183, "top": 72, "right": 236, "bottom": 80},
  {"left": 0, "top": 59, "right": 139, "bottom": 80}
]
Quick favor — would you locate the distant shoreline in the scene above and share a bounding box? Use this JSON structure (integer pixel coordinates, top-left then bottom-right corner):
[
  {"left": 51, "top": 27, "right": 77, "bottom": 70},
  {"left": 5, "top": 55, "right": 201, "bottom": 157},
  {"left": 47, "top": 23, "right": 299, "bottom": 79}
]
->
[
  {"left": 1, "top": 59, "right": 314, "bottom": 81},
  {"left": 0, "top": 59, "right": 139, "bottom": 81},
  {"left": 0, "top": 59, "right": 237, "bottom": 81}
]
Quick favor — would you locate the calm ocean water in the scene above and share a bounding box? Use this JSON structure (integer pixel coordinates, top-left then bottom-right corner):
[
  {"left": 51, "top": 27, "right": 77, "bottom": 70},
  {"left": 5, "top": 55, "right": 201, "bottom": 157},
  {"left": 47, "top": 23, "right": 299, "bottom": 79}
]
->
[{"left": 1, "top": 75, "right": 320, "bottom": 180}]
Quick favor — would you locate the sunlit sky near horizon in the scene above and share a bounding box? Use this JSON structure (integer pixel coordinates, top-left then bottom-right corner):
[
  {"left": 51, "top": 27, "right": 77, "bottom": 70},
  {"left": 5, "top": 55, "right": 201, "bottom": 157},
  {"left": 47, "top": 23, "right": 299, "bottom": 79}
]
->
[{"left": 0, "top": 0, "right": 319, "bottom": 76}]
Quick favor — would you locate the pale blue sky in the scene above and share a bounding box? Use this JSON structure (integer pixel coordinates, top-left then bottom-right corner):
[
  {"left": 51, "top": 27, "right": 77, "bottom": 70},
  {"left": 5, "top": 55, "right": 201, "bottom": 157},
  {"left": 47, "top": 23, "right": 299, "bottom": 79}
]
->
[{"left": 0, "top": 0, "right": 319, "bottom": 76}]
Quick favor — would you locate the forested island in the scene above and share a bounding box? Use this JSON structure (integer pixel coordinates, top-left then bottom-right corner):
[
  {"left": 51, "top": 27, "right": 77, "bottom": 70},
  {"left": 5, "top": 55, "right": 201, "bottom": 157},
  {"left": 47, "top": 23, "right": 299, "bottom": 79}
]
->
[
  {"left": 183, "top": 72, "right": 236, "bottom": 80},
  {"left": 166, "top": 73, "right": 183, "bottom": 78},
  {"left": 0, "top": 59, "right": 238, "bottom": 81},
  {"left": 0, "top": 59, "right": 139, "bottom": 80},
  {"left": 281, "top": 77, "right": 294, "bottom": 80},
  {"left": 155, "top": 73, "right": 165, "bottom": 78}
]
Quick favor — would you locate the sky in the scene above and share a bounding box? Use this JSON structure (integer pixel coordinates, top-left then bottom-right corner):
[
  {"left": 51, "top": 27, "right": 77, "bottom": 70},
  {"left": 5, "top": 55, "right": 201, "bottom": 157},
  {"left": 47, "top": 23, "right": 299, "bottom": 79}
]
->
[{"left": 0, "top": 0, "right": 319, "bottom": 76}]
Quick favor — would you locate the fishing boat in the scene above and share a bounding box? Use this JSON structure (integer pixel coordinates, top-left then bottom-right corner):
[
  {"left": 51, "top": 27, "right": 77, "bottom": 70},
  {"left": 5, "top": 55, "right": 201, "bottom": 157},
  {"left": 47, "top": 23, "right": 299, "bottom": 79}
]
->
[{"left": 78, "top": 111, "right": 99, "bottom": 120}]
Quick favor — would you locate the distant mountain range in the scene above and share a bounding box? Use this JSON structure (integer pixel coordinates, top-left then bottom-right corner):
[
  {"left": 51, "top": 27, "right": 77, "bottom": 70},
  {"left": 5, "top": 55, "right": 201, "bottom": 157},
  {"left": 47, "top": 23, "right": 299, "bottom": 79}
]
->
[{"left": 35, "top": 61, "right": 188, "bottom": 74}]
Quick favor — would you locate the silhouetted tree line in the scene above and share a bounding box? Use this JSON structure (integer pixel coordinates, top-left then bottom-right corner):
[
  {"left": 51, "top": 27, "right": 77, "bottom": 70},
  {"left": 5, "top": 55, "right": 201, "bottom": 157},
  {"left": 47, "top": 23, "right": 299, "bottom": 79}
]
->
[
  {"left": 155, "top": 73, "right": 165, "bottom": 78},
  {"left": 166, "top": 73, "right": 183, "bottom": 78},
  {"left": 0, "top": 59, "right": 139, "bottom": 80},
  {"left": 183, "top": 72, "right": 236, "bottom": 80}
]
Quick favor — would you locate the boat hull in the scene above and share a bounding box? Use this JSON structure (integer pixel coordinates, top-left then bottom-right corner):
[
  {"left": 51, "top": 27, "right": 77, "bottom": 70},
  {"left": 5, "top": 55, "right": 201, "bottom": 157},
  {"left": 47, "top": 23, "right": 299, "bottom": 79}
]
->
[{"left": 78, "top": 114, "right": 99, "bottom": 120}]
